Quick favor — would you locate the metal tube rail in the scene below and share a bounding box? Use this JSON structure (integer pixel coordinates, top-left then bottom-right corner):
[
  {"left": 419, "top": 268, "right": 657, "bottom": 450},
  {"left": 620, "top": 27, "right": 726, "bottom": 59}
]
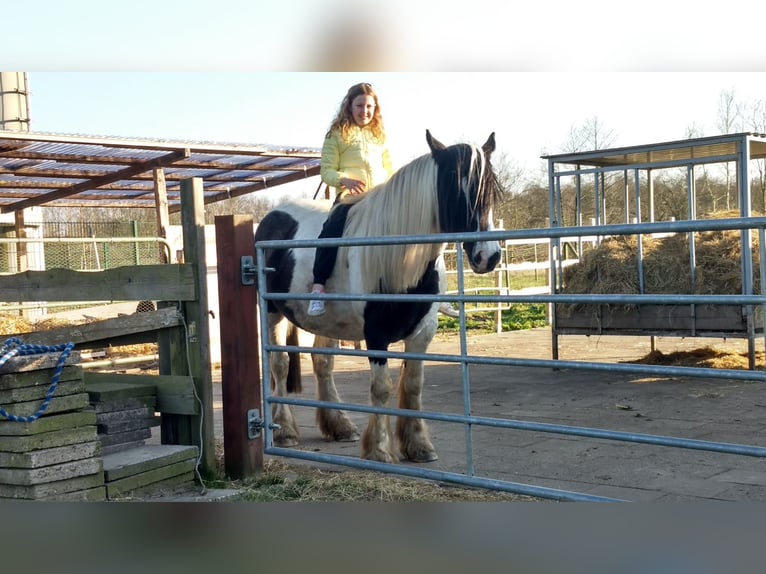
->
[
  {"left": 265, "top": 446, "right": 625, "bottom": 503},
  {"left": 255, "top": 214, "right": 766, "bottom": 501},
  {"left": 254, "top": 216, "right": 766, "bottom": 249},
  {"left": 266, "top": 395, "right": 766, "bottom": 459},
  {"left": 264, "top": 343, "right": 766, "bottom": 383}
]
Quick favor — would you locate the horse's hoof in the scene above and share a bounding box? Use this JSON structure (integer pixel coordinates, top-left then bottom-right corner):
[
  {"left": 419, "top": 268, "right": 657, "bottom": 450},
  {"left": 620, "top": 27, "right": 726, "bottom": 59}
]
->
[
  {"left": 403, "top": 449, "right": 439, "bottom": 463},
  {"left": 362, "top": 450, "right": 397, "bottom": 464},
  {"left": 273, "top": 435, "right": 299, "bottom": 447},
  {"left": 336, "top": 431, "right": 360, "bottom": 442}
]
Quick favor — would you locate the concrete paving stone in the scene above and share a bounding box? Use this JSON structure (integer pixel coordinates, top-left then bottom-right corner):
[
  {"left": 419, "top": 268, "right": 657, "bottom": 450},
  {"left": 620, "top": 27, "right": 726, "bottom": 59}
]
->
[
  {"left": 98, "top": 427, "right": 152, "bottom": 447},
  {"left": 96, "top": 406, "right": 152, "bottom": 422},
  {"left": 0, "top": 471, "right": 104, "bottom": 499},
  {"left": 0, "top": 411, "right": 96, "bottom": 437},
  {"left": 688, "top": 421, "right": 766, "bottom": 445},
  {"left": 710, "top": 483, "right": 766, "bottom": 500},
  {"left": 39, "top": 485, "right": 107, "bottom": 501},
  {"left": 100, "top": 440, "right": 147, "bottom": 456},
  {"left": 0, "top": 393, "right": 90, "bottom": 418},
  {"left": 0, "top": 425, "right": 98, "bottom": 453},
  {"left": 640, "top": 473, "right": 735, "bottom": 500},
  {"left": 98, "top": 418, "right": 156, "bottom": 435},
  {"left": 0, "top": 380, "right": 86, "bottom": 404},
  {"left": 0, "top": 457, "right": 103, "bottom": 485},
  {"left": 92, "top": 396, "right": 156, "bottom": 414},
  {"left": 711, "top": 468, "right": 766, "bottom": 486},
  {"left": 147, "top": 488, "right": 242, "bottom": 502},
  {"left": 0, "top": 440, "right": 100, "bottom": 469}
]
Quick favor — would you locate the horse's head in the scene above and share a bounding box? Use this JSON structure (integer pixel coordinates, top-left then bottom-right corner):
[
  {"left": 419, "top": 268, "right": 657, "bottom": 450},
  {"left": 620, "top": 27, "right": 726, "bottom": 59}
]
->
[{"left": 427, "top": 130, "right": 502, "bottom": 274}]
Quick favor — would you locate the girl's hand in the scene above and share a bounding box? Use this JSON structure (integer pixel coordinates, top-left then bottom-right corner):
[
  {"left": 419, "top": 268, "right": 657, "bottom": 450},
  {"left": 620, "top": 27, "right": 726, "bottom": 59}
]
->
[{"left": 340, "top": 178, "right": 366, "bottom": 194}]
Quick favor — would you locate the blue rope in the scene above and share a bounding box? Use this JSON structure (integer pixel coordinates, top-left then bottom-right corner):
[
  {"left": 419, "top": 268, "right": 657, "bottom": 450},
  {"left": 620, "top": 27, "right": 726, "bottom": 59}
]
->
[{"left": 0, "top": 337, "right": 76, "bottom": 423}]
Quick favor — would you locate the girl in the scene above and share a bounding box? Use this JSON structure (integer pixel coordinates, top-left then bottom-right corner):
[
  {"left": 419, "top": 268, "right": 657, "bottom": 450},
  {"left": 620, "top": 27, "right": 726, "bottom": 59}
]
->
[{"left": 307, "top": 82, "right": 393, "bottom": 315}]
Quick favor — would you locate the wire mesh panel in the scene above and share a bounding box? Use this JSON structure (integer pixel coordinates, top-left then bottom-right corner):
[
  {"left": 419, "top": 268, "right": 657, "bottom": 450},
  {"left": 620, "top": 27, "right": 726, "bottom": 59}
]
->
[{"left": 0, "top": 221, "right": 164, "bottom": 273}]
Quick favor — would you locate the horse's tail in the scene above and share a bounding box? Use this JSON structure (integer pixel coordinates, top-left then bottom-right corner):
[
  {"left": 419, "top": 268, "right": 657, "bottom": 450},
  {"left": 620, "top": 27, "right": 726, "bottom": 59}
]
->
[{"left": 286, "top": 323, "right": 302, "bottom": 394}]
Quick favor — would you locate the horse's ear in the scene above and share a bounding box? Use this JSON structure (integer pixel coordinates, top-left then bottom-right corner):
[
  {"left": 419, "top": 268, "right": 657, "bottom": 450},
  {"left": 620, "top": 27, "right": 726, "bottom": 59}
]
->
[
  {"left": 482, "top": 132, "right": 496, "bottom": 155},
  {"left": 426, "top": 129, "right": 446, "bottom": 153}
]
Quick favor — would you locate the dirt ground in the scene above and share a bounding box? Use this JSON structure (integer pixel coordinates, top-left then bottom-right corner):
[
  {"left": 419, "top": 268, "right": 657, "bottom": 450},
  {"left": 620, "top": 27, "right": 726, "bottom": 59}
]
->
[{"left": 210, "top": 327, "right": 766, "bottom": 502}]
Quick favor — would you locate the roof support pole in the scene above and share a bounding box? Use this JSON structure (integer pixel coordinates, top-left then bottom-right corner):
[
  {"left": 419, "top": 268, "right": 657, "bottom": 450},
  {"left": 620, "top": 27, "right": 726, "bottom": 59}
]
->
[
  {"left": 153, "top": 167, "right": 170, "bottom": 263},
  {"left": 159, "top": 177, "right": 216, "bottom": 476}
]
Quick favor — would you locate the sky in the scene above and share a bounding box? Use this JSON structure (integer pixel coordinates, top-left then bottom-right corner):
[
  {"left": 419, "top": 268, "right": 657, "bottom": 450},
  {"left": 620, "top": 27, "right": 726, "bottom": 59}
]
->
[
  {"left": 3, "top": 1, "right": 765, "bottom": 199},
  {"left": 24, "top": 72, "right": 766, "bottom": 177}
]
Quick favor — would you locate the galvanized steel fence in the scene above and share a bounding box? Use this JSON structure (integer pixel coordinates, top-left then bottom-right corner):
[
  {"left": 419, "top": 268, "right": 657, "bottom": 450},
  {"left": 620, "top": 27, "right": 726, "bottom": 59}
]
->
[{"left": 254, "top": 216, "right": 766, "bottom": 502}]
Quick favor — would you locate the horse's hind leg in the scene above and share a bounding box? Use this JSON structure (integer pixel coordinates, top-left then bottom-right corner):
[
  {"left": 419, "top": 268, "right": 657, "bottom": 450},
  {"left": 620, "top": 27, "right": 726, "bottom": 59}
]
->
[
  {"left": 313, "top": 335, "right": 360, "bottom": 442},
  {"left": 269, "top": 315, "right": 300, "bottom": 447},
  {"left": 396, "top": 342, "right": 438, "bottom": 462}
]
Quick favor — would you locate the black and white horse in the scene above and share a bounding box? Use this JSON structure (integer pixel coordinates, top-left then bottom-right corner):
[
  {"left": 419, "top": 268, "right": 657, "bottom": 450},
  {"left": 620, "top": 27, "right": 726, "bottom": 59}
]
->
[{"left": 253, "top": 130, "right": 502, "bottom": 463}]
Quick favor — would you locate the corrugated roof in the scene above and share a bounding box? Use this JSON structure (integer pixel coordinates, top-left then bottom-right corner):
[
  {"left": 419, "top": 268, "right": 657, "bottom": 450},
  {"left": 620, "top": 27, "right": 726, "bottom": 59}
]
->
[
  {"left": 0, "top": 130, "right": 322, "bottom": 213},
  {"left": 541, "top": 132, "right": 766, "bottom": 169}
]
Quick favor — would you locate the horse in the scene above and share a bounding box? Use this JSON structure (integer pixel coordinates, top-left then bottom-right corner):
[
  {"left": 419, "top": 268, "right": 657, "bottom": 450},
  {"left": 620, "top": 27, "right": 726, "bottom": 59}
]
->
[{"left": 253, "top": 130, "right": 502, "bottom": 463}]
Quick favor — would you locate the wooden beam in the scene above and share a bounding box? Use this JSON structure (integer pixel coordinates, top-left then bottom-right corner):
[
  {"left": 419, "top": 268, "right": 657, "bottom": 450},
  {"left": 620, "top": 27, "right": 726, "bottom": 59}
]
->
[
  {"left": 191, "top": 168, "right": 322, "bottom": 209},
  {"left": 0, "top": 130, "right": 320, "bottom": 156},
  {"left": 84, "top": 372, "right": 199, "bottom": 415},
  {"left": 0, "top": 264, "right": 197, "bottom": 302},
  {"left": 0, "top": 162, "right": 318, "bottom": 179},
  {"left": 15, "top": 306, "right": 184, "bottom": 348},
  {"left": 1, "top": 149, "right": 190, "bottom": 213},
  {"left": 215, "top": 214, "right": 262, "bottom": 478}
]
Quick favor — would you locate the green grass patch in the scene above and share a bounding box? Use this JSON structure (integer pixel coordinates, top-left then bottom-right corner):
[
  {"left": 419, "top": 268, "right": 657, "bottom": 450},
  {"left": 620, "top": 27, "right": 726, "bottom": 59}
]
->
[{"left": 437, "top": 303, "right": 547, "bottom": 334}]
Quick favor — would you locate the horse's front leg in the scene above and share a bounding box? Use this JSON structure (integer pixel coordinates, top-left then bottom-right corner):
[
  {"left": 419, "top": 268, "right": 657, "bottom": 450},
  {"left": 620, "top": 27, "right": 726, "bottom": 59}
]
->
[
  {"left": 396, "top": 325, "right": 438, "bottom": 462},
  {"left": 269, "top": 316, "right": 299, "bottom": 447},
  {"left": 313, "top": 335, "right": 360, "bottom": 442},
  {"left": 361, "top": 347, "right": 397, "bottom": 463},
  {"left": 395, "top": 356, "right": 437, "bottom": 462}
]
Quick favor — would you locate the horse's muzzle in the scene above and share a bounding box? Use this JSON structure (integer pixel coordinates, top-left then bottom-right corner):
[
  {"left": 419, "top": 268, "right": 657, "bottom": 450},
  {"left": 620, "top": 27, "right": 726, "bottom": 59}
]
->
[{"left": 467, "top": 241, "right": 502, "bottom": 274}]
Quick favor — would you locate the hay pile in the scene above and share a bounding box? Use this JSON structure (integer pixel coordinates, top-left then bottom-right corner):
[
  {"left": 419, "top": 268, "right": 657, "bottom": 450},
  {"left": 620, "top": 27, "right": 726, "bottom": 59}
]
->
[
  {"left": 628, "top": 346, "right": 765, "bottom": 370},
  {"left": 0, "top": 314, "right": 76, "bottom": 338},
  {"left": 0, "top": 312, "right": 157, "bottom": 362},
  {"left": 560, "top": 213, "right": 762, "bottom": 316}
]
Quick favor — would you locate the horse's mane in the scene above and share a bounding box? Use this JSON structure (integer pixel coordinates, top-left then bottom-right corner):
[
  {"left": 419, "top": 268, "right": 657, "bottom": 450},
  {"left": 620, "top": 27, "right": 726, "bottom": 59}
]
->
[{"left": 340, "top": 153, "right": 443, "bottom": 294}]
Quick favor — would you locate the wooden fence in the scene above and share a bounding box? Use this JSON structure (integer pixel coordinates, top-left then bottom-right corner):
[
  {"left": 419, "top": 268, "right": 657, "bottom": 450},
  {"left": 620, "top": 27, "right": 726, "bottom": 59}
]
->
[{"left": 1, "top": 178, "right": 216, "bottom": 475}]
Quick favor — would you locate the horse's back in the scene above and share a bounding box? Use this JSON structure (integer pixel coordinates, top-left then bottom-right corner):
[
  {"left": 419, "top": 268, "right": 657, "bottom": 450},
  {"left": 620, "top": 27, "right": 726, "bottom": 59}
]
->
[{"left": 255, "top": 198, "right": 333, "bottom": 244}]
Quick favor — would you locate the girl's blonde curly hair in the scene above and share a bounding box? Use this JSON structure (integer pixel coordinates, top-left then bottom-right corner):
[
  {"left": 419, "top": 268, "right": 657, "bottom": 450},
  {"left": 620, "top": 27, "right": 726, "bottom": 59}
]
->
[{"left": 326, "top": 82, "right": 386, "bottom": 143}]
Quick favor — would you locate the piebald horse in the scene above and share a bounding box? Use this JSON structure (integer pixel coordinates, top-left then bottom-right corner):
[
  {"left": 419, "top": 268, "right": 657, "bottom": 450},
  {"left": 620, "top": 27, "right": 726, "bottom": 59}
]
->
[{"left": 253, "top": 130, "right": 502, "bottom": 463}]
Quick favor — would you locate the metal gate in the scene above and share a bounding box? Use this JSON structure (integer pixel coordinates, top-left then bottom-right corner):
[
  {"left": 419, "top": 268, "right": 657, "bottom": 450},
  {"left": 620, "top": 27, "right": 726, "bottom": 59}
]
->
[{"left": 217, "top": 215, "right": 766, "bottom": 502}]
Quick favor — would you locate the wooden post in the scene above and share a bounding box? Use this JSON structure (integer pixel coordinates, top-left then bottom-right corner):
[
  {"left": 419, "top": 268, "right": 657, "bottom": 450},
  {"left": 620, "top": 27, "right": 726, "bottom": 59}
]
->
[
  {"left": 215, "top": 214, "right": 263, "bottom": 478},
  {"left": 153, "top": 167, "right": 170, "bottom": 264},
  {"left": 159, "top": 178, "right": 216, "bottom": 475},
  {"left": 14, "top": 211, "right": 27, "bottom": 273}
]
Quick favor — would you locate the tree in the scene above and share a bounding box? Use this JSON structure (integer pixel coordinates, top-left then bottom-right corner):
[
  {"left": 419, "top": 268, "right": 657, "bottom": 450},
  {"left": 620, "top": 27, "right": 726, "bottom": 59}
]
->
[
  {"left": 202, "top": 193, "right": 275, "bottom": 224},
  {"left": 744, "top": 97, "right": 766, "bottom": 213},
  {"left": 561, "top": 116, "right": 616, "bottom": 153},
  {"left": 491, "top": 150, "right": 529, "bottom": 230},
  {"left": 507, "top": 182, "right": 549, "bottom": 230},
  {"left": 715, "top": 88, "right": 743, "bottom": 210},
  {"left": 557, "top": 116, "right": 618, "bottom": 226}
]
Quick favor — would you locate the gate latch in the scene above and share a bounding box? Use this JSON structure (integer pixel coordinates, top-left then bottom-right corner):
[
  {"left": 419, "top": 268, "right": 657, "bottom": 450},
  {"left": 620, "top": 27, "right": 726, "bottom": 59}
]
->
[
  {"left": 247, "top": 408, "right": 263, "bottom": 439},
  {"left": 241, "top": 255, "right": 257, "bottom": 286}
]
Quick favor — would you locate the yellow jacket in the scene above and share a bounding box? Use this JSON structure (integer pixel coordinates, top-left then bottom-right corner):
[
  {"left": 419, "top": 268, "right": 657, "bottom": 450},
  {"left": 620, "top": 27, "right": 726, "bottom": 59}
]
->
[{"left": 320, "top": 127, "right": 393, "bottom": 194}]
